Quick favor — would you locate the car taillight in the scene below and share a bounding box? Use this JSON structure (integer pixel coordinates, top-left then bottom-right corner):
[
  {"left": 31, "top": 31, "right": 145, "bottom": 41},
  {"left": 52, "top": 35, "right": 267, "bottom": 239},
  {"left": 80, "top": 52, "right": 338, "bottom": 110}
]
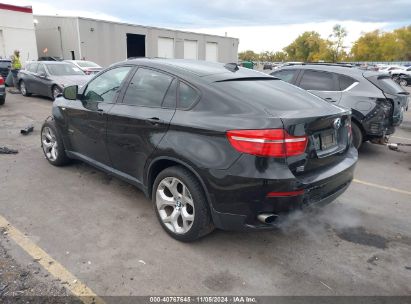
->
[
  {"left": 0, "top": 76, "right": 4, "bottom": 85},
  {"left": 266, "top": 190, "right": 304, "bottom": 197},
  {"left": 226, "top": 129, "right": 308, "bottom": 157}
]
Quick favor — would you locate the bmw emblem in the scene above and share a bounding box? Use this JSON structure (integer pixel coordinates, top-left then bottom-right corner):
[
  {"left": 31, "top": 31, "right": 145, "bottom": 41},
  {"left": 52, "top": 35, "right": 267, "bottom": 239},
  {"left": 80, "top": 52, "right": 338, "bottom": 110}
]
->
[{"left": 333, "top": 118, "right": 342, "bottom": 130}]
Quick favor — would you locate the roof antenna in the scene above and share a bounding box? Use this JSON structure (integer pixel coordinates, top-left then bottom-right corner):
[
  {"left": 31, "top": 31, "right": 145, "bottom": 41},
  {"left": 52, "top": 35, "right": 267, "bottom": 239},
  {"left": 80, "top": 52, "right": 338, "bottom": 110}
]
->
[{"left": 224, "top": 63, "right": 239, "bottom": 72}]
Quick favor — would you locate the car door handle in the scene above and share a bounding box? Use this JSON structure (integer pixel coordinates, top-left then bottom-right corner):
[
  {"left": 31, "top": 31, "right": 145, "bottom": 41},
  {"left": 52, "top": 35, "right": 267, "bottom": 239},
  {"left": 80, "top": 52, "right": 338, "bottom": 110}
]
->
[
  {"left": 146, "top": 117, "right": 162, "bottom": 126},
  {"left": 325, "top": 97, "right": 336, "bottom": 102},
  {"left": 97, "top": 109, "right": 104, "bottom": 115}
]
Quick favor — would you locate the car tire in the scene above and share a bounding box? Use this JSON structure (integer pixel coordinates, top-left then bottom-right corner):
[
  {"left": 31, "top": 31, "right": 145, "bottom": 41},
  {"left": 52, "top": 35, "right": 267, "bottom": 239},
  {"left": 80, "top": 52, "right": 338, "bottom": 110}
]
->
[
  {"left": 51, "top": 85, "right": 62, "bottom": 101},
  {"left": 152, "top": 166, "right": 214, "bottom": 242},
  {"left": 0, "top": 97, "right": 4, "bottom": 105},
  {"left": 352, "top": 122, "right": 363, "bottom": 150},
  {"left": 19, "top": 80, "right": 31, "bottom": 97},
  {"left": 399, "top": 79, "right": 408, "bottom": 87},
  {"left": 41, "top": 120, "right": 70, "bottom": 166}
]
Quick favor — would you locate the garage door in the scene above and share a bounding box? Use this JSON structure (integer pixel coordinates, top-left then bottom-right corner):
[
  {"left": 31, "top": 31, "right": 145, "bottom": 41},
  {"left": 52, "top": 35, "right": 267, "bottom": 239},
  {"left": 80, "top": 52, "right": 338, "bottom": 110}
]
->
[
  {"left": 158, "top": 37, "right": 174, "bottom": 59},
  {"left": 184, "top": 40, "right": 198, "bottom": 60},
  {"left": 206, "top": 42, "right": 218, "bottom": 62}
]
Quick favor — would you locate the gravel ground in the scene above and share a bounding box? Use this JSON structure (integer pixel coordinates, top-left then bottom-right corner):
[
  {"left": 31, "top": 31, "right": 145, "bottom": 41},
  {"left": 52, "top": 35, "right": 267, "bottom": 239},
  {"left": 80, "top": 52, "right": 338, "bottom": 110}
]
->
[{"left": 0, "top": 229, "right": 81, "bottom": 303}]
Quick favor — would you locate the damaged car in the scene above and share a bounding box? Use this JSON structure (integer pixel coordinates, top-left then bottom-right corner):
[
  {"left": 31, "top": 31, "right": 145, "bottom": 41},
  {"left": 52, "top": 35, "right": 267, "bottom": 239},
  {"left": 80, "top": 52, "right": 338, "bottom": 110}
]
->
[{"left": 271, "top": 64, "right": 410, "bottom": 149}]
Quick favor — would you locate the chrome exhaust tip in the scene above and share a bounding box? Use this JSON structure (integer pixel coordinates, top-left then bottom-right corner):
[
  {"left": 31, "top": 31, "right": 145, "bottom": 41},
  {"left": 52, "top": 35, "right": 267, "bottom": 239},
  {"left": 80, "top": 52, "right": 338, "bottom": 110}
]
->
[{"left": 257, "top": 213, "right": 278, "bottom": 224}]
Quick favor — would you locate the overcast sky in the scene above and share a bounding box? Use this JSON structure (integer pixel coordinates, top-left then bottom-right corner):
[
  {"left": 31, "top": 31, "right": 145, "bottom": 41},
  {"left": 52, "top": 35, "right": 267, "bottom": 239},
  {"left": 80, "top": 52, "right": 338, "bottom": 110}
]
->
[{"left": 8, "top": 0, "right": 411, "bottom": 52}]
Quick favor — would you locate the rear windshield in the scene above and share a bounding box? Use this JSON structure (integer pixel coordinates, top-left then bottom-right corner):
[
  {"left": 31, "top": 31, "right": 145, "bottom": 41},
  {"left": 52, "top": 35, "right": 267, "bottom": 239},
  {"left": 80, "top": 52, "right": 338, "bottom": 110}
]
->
[
  {"left": 212, "top": 79, "right": 331, "bottom": 111},
  {"left": 46, "top": 64, "right": 85, "bottom": 76},
  {"left": 75, "top": 61, "right": 100, "bottom": 68},
  {"left": 0, "top": 61, "right": 11, "bottom": 68},
  {"left": 367, "top": 75, "right": 407, "bottom": 95}
]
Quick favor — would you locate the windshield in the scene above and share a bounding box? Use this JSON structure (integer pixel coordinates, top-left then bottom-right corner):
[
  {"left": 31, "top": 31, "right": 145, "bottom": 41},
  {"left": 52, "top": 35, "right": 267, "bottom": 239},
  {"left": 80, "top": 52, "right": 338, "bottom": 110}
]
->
[
  {"left": 75, "top": 61, "right": 100, "bottom": 68},
  {"left": 0, "top": 61, "right": 11, "bottom": 68},
  {"left": 212, "top": 79, "right": 332, "bottom": 111},
  {"left": 46, "top": 63, "right": 85, "bottom": 76}
]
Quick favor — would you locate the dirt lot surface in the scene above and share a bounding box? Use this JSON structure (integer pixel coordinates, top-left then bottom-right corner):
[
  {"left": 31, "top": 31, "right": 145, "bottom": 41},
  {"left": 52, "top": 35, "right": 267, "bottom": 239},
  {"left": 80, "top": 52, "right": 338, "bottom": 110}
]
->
[{"left": 0, "top": 89, "right": 411, "bottom": 302}]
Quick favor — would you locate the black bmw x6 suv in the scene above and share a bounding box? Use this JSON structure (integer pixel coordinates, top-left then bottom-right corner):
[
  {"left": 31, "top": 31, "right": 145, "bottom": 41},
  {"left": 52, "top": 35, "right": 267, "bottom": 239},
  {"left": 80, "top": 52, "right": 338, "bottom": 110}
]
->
[
  {"left": 271, "top": 64, "right": 410, "bottom": 149},
  {"left": 41, "top": 59, "right": 357, "bottom": 241}
]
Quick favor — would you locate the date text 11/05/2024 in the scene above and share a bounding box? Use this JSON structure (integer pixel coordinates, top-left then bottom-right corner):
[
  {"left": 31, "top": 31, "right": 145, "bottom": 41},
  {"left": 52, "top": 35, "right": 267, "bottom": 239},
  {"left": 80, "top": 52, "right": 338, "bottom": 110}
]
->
[{"left": 149, "top": 296, "right": 257, "bottom": 303}]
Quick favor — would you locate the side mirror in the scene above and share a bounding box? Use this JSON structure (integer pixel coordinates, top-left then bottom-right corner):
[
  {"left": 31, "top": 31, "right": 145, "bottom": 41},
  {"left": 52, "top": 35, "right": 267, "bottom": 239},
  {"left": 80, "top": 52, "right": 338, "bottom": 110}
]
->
[
  {"left": 39, "top": 72, "right": 48, "bottom": 78},
  {"left": 63, "top": 85, "right": 78, "bottom": 100}
]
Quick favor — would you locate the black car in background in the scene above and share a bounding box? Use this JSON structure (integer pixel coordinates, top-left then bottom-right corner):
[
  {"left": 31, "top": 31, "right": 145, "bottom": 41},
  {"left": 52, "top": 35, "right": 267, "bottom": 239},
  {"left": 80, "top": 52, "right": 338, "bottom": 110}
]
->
[
  {"left": 18, "top": 61, "right": 90, "bottom": 100},
  {"left": 0, "top": 59, "right": 11, "bottom": 81},
  {"left": 397, "top": 74, "right": 411, "bottom": 87},
  {"left": 41, "top": 59, "right": 357, "bottom": 241},
  {"left": 0, "top": 75, "right": 5, "bottom": 105},
  {"left": 271, "top": 64, "right": 410, "bottom": 149}
]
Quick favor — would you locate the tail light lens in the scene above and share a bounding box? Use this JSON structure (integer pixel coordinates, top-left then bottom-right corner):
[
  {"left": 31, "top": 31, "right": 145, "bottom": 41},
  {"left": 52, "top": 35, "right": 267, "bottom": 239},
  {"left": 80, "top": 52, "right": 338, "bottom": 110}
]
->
[
  {"left": 226, "top": 129, "right": 308, "bottom": 157},
  {"left": 0, "top": 76, "right": 4, "bottom": 85},
  {"left": 266, "top": 190, "right": 304, "bottom": 197}
]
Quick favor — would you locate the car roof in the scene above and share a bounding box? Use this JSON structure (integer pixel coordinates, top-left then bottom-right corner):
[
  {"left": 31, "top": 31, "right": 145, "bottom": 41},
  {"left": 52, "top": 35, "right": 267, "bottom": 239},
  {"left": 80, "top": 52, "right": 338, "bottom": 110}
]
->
[
  {"left": 278, "top": 64, "right": 366, "bottom": 76},
  {"left": 0, "top": 59, "right": 11, "bottom": 62},
  {"left": 116, "top": 58, "right": 272, "bottom": 83},
  {"left": 37, "top": 61, "right": 70, "bottom": 65}
]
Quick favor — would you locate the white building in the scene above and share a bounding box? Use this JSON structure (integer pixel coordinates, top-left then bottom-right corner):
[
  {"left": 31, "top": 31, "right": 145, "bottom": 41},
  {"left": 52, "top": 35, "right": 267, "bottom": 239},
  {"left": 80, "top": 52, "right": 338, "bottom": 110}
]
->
[
  {"left": 34, "top": 15, "right": 239, "bottom": 67},
  {"left": 0, "top": 3, "right": 38, "bottom": 63}
]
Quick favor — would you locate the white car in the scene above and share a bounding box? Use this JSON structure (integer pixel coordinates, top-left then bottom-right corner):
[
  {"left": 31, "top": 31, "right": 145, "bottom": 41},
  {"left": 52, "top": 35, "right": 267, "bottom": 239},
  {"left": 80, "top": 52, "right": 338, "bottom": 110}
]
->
[
  {"left": 378, "top": 65, "right": 402, "bottom": 72},
  {"left": 389, "top": 66, "right": 411, "bottom": 77},
  {"left": 64, "top": 60, "right": 102, "bottom": 75}
]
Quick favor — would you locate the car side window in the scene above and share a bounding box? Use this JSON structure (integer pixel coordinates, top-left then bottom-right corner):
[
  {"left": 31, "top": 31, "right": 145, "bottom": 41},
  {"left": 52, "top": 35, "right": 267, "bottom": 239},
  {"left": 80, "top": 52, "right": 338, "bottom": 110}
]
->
[
  {"left": 299, "top": 70, "right": 337, "bottom": 91},
  {"left": 271, "top": 69, "right": 297, "bottom": 83},
  {"left": 178, "top": 81, "right": 199, "bottom": 109},
  {"left": 83, "top": 66, "right": 132, "bottom": 103},
  {"left": 123, "top": 68, "right": 173, "bottom": 107},
  {"left": 339, "top": 75, "right": 356, "bottom": 91},
  {"left": 37, "top": 64, "right": 46, "bottom": 75},
  {"left": 27, "top": 63, "right": 38, "bottom": 73},
  {"left": 162, "top": 79, "right": 177, "bottom": 109}
]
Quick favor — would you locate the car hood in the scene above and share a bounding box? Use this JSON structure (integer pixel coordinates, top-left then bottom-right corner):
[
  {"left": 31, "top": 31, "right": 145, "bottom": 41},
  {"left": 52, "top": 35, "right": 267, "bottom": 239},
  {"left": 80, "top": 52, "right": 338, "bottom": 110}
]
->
[{"left": 51, "top": 75, "right": 91, "bottom": 87}]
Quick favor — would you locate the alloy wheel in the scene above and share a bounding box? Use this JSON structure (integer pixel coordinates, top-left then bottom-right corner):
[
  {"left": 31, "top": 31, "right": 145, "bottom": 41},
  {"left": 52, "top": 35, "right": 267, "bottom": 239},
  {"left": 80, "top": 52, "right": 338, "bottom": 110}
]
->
[
  {"left": 400, "top": 80, "right": 407, "bottom": 87},
  {"left": 20, "top": 82, "right": 26, "bottom": 95},
  {"left": 156, "top": 177, "right": 195, "bottom": 234},
  {"left": 53, "top": 87, "right": 61, "bottom": 100},
  {"left": 41, "top": 127, "right": 58, "bottom": 161}
]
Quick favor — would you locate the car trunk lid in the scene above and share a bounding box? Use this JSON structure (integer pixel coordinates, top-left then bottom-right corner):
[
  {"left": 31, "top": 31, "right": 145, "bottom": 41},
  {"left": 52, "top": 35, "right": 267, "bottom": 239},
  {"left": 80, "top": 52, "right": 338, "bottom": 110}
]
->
[{"left": 281, "top": 112, "right": 351, "bottom": 175}]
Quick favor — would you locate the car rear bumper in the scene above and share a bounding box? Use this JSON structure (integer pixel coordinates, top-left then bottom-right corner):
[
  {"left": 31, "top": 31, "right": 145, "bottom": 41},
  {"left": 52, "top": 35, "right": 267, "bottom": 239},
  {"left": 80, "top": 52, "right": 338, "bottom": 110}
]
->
[{"left": 207, "top": 146, "right": 357, "bottom": 231}]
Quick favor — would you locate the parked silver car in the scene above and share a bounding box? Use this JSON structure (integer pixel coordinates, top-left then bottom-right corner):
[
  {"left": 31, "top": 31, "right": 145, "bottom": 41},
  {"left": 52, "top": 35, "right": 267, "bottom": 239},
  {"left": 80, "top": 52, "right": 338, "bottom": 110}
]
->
[{"left": 18, "top": 61, "right": 90, "bottom": 100}]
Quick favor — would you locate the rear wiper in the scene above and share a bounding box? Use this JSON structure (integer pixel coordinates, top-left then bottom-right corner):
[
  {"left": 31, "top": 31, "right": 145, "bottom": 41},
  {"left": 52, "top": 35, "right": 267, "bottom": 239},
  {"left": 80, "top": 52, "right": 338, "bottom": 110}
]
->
[{"left": 397, "top": 91, "right": 410, "bottom": 95}]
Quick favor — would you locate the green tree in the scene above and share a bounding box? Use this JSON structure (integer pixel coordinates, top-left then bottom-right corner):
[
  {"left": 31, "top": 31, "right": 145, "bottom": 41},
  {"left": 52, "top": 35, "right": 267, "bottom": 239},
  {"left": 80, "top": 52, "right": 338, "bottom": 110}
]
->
[
  {"left": 238, "top": 50, "right": 259, "bottom": 61},
  {"left": 283, "top": 31, "right": 328, "bottom": 62},
  {"left": 351, "top": 30, "right": 384, "bottom": 61},
  {"left": 329, "top": 24, "right": 348, "bottom": 62},
  {"left": 350, "top": 25, "right": 411, "bottom": 61},
  {"left": 393, "top": 25, "right": 411, "bottom": 60},
  {"left": 258, "top": 51, "right": 288, "bottom": 62}
]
